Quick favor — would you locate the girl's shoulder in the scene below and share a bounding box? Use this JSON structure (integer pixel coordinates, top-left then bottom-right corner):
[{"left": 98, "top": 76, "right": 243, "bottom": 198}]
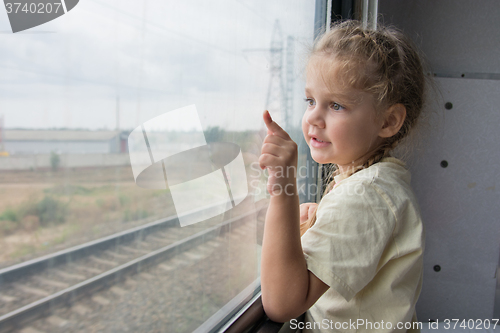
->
[
  {"left": 331, "top": 157, "right": 411, "bottom": 193},
  {"left": 320, "top": 157, "right": 418, "bottom": 217}
]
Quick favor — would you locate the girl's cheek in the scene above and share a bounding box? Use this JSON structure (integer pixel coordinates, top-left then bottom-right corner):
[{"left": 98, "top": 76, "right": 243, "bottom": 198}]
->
[{"left": 332, "top": 126, "right": 357, "bottom": 150}]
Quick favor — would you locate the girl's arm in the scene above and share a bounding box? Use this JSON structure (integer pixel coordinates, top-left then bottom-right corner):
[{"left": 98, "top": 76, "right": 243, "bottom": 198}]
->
[{"left": 259, "top": 111, "right": 329, "bottom": 323}]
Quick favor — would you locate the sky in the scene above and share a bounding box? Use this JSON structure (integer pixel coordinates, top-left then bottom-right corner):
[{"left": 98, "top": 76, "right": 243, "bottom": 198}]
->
[{"left": 0, "top": 0, "right": 316, "bottom": 132}]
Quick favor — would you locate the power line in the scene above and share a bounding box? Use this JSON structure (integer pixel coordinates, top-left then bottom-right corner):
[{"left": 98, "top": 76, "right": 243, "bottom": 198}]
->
[{"left": 89, "top": 0, "right": 245, "bottom": 57}]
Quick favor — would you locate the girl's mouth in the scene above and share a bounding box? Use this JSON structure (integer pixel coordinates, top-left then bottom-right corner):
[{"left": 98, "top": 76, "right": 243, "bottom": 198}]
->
[{"left": 310, "top": 137, "right": 330, "bottom": 148}]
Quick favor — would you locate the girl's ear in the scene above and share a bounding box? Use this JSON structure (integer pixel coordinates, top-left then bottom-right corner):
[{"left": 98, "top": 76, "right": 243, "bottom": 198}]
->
[{"left": 378, "top": 103, "right": 406, "bottom": 138}]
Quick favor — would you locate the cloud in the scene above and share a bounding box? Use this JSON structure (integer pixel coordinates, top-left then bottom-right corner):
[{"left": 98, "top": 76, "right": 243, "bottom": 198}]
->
[{"left": 0, "top": 0, "right": 314, "bottom": 131}]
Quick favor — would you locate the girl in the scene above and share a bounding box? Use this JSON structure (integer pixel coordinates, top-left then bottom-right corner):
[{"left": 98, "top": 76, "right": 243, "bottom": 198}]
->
[{"left": 259, "top": 20, "right": 426, "bottom": 332}]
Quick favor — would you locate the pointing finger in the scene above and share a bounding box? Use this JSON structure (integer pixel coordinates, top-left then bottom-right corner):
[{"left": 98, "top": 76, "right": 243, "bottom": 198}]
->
[{"left": 263, "top": 110, "right": 289, "bottom": 139}]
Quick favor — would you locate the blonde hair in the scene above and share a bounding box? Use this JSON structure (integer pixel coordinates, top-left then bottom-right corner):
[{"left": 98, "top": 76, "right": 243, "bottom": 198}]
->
[{"left": 300, "top": 20, "right": 426, "bottom": 236}]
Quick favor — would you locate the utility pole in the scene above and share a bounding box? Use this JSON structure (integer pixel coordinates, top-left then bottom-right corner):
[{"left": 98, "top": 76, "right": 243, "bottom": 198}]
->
[
  {"left": 116, "top": 95, "right": 120, "bottom": 131},
  {"left": 284, "top": 35, "right": 295, "bottom": 131},
  {"left": 265, "top": 20, "right": 285, "bottom": 126},
  {"left": 0, "top": 115, "right": 6, "bottom": 155},
  {"left": 242, "top": 20, "right": 294, "bottom": 131}
]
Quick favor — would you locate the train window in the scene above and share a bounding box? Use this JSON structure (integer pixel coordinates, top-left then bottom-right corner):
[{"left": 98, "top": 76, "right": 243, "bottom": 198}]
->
[{"left": 0, "top": 1, "right": 316, "bottom": 332}]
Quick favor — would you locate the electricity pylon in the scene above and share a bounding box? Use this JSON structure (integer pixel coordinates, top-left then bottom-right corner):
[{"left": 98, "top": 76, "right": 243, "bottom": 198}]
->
[{"left": 243, "top": 20, "right": 294, "bottom": 131}]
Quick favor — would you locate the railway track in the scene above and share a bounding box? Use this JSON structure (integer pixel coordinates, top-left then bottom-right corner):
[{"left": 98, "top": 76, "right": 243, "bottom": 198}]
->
[{"left": 0, "top": 199, "right": 262, "bottom": 333}]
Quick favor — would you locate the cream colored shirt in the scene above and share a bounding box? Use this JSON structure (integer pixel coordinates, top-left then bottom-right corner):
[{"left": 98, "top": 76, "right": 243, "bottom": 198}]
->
[{"left": 301, "top": 158, "right": 424, "bottom": 333}]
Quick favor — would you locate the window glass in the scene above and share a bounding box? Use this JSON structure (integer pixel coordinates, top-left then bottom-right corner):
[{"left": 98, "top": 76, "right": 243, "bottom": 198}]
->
[{"left": 0, "top": 1, "right": 315, "bottom": 331}]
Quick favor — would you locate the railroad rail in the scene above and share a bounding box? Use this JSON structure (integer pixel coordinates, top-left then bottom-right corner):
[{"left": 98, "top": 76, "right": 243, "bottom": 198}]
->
[{"left": 0, "top": 199, "right": 261, "bottom": 333}]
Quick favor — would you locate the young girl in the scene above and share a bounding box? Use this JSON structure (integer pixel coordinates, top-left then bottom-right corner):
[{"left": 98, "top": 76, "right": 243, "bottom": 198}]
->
[{"left": 259, "top": 20, "right": 426, "bottom": 332}]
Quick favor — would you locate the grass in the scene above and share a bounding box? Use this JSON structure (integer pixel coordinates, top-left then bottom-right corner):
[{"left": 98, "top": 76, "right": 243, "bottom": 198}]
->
[
  {"left": 52, "top": 223, "right": 81, "bottom": 246},
  {"left": 44, "top": 184, "right": 94, "bottom": 196},
  {"left": 0, "top": 166, "right": 176, "bottom": 264},
  {"left": 11, "top": 243, "right": 38, "bottom": 259},
  {"left": 0, "top": 219, "right": 18, "bottom": 235},
  {"left": 0, "top": 208, "right": 19, "bottom": 222},
  {"left": 0, "top": 195, "right": 67, "bottom": 236},
  {"left": 123, "top": 208, "right": 150, "bottom": 222}
]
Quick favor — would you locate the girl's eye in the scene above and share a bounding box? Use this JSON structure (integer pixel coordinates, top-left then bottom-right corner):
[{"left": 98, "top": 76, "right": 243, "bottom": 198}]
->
[
  {"left": 331, "top": 103, "right": 344, "bottom": 111},
  {"left": 304, "top": 98, "right": 315, "bottom": 106}
]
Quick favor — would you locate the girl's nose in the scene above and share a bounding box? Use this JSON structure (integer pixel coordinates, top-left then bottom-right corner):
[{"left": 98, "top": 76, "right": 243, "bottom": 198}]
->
[{"left": 305, "top": 106, "right": 325, "bottom": 128}]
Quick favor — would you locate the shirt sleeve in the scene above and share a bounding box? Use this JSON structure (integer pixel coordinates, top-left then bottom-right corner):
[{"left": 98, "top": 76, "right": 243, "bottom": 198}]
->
[{"left": 301, "top": 179, "right": 396, "bottom": 302}]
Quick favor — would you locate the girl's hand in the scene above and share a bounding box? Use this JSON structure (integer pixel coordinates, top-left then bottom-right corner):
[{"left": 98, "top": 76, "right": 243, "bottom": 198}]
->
[
  {"left": 299, "top": 203, "right": 318, "bottom": 224},
  {"left": 259, "top": 110, "right": 298, "bottom": 196}
]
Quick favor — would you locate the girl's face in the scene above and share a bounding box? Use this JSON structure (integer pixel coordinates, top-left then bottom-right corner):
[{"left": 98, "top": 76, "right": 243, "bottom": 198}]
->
[{"left": 302, "top": 56, "right": 385, "bottom": 173}]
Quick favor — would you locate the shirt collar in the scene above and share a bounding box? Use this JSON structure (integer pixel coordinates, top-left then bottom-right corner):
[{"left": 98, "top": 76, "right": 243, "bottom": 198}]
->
[
  {"left": 332, "top": 157, "right": 405, "bottom": 186},
  {"left": 333, "top": 172, "right": 349, "bottom": 185}
]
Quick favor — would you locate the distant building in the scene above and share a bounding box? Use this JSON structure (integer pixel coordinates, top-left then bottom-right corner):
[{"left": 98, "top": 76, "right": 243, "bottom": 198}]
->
[{"left": 3, "top": 130, "right": 129, "bottom": 155}]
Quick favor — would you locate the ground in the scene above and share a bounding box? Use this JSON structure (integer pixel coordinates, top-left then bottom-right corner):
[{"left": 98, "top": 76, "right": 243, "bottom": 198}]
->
[{"left": 0, "top": 166, "right": 176, "bottom": 268}]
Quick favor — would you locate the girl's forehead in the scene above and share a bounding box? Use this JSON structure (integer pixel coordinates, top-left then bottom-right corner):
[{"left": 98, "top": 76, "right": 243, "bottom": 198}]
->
[{"left": 306, "top": 55, "right": 370, "bottom": 105}]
